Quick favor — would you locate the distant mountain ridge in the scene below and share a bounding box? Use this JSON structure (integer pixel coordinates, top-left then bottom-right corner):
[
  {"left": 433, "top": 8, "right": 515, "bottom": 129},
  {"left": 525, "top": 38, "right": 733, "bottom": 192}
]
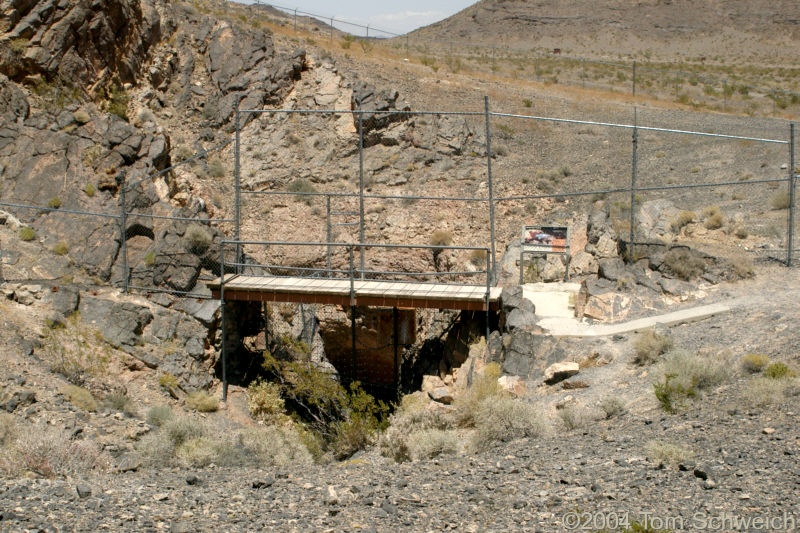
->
[{"left": 408, "top": 0, "right": 800, "bottom": 64}]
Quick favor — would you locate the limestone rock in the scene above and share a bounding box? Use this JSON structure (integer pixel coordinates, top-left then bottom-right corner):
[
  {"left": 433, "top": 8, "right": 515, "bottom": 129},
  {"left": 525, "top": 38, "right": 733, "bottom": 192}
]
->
[
  {"left": 544, "top": 362, "right": 579, "bottom": 384},
  {"left": 428, "top": 387, "right": 454, "bottom": 404},
  {"left": 497, "top": 375, "right": 527, "bottom": 397}
]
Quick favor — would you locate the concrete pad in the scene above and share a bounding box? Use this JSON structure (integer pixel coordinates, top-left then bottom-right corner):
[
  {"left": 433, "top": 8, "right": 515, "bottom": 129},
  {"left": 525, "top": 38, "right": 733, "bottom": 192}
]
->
[
  {"left": 538, "top": 302, "right": 730, "bottom": 337},
  {"left": 522, "top": 282, "right": 581, "bottom": 318}
]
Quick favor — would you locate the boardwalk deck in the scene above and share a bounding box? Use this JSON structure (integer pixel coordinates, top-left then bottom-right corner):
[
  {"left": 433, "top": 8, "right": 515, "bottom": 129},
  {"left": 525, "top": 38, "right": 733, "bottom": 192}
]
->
[{"left": 208, "top": 274, "right": 502, "bottom": 311}]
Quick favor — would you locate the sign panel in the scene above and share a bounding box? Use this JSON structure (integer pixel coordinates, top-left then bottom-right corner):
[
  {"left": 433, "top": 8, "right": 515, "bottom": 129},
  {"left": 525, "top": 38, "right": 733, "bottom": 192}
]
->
[{"left": 522, "top": 225, "right": 568, "bottom": 253}]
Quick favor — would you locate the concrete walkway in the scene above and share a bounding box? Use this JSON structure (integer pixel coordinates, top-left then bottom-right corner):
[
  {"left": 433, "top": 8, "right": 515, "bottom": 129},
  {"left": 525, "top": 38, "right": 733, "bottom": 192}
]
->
[{"left": 537, "top": 302, "right": 731, "bottom": 337}]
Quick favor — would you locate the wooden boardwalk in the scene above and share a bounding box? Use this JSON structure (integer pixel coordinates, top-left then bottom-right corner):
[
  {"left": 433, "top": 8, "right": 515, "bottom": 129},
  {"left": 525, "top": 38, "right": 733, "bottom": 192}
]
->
[{"left": 208, "top": 274, "right": 502, "bottom": 311}]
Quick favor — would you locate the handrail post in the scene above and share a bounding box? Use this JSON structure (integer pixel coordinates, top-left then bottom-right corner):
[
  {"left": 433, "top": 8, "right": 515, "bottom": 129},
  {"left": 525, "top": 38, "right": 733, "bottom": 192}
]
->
[
  {"left": 220, "top": 240, "right": 228, "bottom": 402},
  {"left": 326, "top": 195, "right": 332, "bottom": 274},
  {"left": 349, "top": 245, "right": 357, "bottom": 383},
  {"left": 485, "top": 248, "right": 491, "bottom": 341},
  {"left": 788, "top": 123, "right": 796, "bottom": 266}
]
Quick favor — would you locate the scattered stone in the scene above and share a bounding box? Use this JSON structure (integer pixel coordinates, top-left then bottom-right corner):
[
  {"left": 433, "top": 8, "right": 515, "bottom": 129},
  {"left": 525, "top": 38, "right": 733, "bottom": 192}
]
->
[
  {"left": 497, "top": 375, "right": 527, "bottom": 397},
  {"left": 562, "top": 380, "right": 589, "bottom": 390},
  {"left": 252, "top": 476, "right": 275, "bottom": 489},
  {"left": 186, "top": 474, "right": 201, "bottom": 486},
  {"left": 75, "top": 485, "right": 92, "bottom": 499},
  {"left": 116, "top": 454, "right": 142, "bottom": 473},
  {"left": 762, "top": 427, "right": 775, "bottom": 435},
  {"left": 544, "top": 362, "right": 579, "bottom": 384}
]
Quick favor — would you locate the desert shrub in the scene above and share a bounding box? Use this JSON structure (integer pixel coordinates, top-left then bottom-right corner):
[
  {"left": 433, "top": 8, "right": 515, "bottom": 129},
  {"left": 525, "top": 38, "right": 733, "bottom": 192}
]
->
[
  {"left": 523, "top": 98, "right": 532, "bottom": 108},
  {"left": 770, "top": 191, "right": 791, "bottom": 210},
  {"left": 237, "top": 427, "right": 313, "bottom": 466},
  {"left": 0, "top": 422, "right": 108, "bottom": 478},
  {"left": 468, "top": 248, "right": 488, "bottom": 267},
  {"left": 661, "top": 349, "right": 733, "bottom": 390},
  {"left": 453, "top": 361, "right": 502, "bottom": 426},
  {"left": 175, "top": 437, "right": 227, "bottom": 467},
  {"left": 598, "top": 397, "right": 626, "bottom": 419},
  {"left": 633, "top": 328, "right": 673, "bottom": 365},
  {"left": 286, "top": 178, "right": 316, "bottom": 205},
  {"left": 146, "top": 406, "right": 174, "bottom": 427},
  {"left": 0, "top": 414, "right": 18, "bottom": 446},
  {"left": 143, "top": 251, "right": 155, "bottom": 266},
  {"left": 73, "top": 109, "right": 90, "bottom": 124},
  {"left": 379, "top": 393, "right": 456, "bottom": 463},
  {"left": 83, "top": 183, "right": 96, "bottom": 197},
  {"left": 185, "top": 391, "right": 219, "bottom": 412},
  {"left": 19, "top": 227, "right": 36, "bottom": 241},
  {"left": 406, "top": 429, "right": 460, "bottom": 460},
  {"left": 645, "top": 439, "right": 694, "bottom": 466},
  {"left": 742, "top": 376, "right": 798, "bottom": 407},
  {"left": 207, "top": 158, "right": 226, "bottom": 178},
  {"left": 764, "top": 362, "right": 796, "bottom": 379},
  {"left": 471, "top": 396, "right": 548, "bottom": 451},
  {"left": 662, "top": 248, "right": 706, "bottom": 280},
  {"left": 557, "top": 405, "right": 589, "bottom": 431},
  {"left": 247, "top": 380, "right": 286, "bottom": 424},
  {"left": 164, "top": 417, "right": 203, "bottom": 447},
  {"left": 184, "top": 224, "right": 212, "bottom": 254},
  {"left": 51, "top": 241, "right": 69, "bottom": 256},
  {"left": 430, "top": 230, "right": 454, "bottom": 267},
  {"left": 653, "top": 373, "right": 694, "bottom": 413},
  {"left": 730, "top": 255, "right": 754, "bottom": 278},
  {"left": 62, "top": 385, "right": 98, "bottom": 412},
  {"left": 740, "top": 354, "right": 769, "bottom": 374},
  {"left": 670, "top": 210, "right": 696, "bottom": 232},
  {"left": 107, "top": 85, "right": 129, "bottom": 121},
  {"left": 159, "top": 373, "right": 179, "bottom": 390},
  {"left": 47, "top": 197, "right": 61, "bottom": 209},
  {"left": 104, "top": 392, "right": 136, "bottom": 416},
  {"left": 702, "top": 206, "right": 724, "bottom": 229},
  {"left": 733, "top": 225, "right": 748, "bottom": 239},
  {"left": 260, "top": 352, "right": 388, "bottom": 460},
  {"left": 41, "top": 316, "right": 110, "bottom": 384},
  {"left": 340, "top": 35, "right": 354, "bottom": 49},
  {"left": 429, "top": 230, "right": 453, "bottom": 247}
]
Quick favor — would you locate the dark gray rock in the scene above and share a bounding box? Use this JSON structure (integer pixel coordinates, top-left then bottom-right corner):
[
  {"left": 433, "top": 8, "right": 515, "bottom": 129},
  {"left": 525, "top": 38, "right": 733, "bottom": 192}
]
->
[
  {"left": 598, "top": 257, "right": 628, "bottom": 281},
  {"left": 49, "top": 287, "right": 79, "bottom": 316},
  {"left": 79, "top": 296, "right": 153, "bottom": 348},
  {"left": 0, "top": 75, "right": 29, "bottom": 122},
  {"left": 2, "top": 390, "right": 36, "bottom": 413},
  {"left": 75, "top": 484, "right": 91, "bottom": 499}
]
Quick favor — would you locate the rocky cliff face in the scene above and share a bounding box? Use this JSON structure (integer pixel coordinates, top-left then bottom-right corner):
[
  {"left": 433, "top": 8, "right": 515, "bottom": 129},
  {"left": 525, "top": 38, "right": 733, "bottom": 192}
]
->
[{"left": 0, "top": 0, "right": 164, "bottom": 88}]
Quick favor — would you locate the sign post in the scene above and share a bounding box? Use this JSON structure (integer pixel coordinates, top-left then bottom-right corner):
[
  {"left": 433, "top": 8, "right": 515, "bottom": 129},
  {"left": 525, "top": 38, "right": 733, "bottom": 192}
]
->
[{"left": 519, "top": 225, "right": 570, "bottom": 285}]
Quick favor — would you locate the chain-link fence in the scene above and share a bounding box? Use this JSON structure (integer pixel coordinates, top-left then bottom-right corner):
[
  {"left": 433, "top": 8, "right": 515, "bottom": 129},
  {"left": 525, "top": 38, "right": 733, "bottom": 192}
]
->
[{"left": 1, "top": 99, "right": 797, "bottom": 297}]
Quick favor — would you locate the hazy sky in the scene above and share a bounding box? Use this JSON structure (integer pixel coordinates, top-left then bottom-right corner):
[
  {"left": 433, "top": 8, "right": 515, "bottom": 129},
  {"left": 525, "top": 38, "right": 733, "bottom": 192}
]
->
[{"left": 241, "top": 1, "right": 476, "bottom": 35}]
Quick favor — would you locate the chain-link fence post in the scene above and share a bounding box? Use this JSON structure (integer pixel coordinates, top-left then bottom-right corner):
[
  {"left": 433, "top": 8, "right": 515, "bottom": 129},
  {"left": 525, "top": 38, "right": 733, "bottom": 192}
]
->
[
  {"left": 326, "top": 194, "right": 332, "bottom": 273},
  {"left": 357, "top": 102, "right": 365, "bottom": 279},
  {"left": 484, "top": 95, "right": 497, "bottom": 280},
  {"left": 629, "top": 108, "right": 639, "bottom": 262},
  {"left": 234, "top": 95, "right": 242, "bottom": 273},
  {"left": 120, "top": 170, "right": 128, "bottom": 293},
  {"left": 632, "top": 61, "right": 637, "bottom": 97},
  {"left": 788, "top": 123, "right": 796, "bottom": 267}
]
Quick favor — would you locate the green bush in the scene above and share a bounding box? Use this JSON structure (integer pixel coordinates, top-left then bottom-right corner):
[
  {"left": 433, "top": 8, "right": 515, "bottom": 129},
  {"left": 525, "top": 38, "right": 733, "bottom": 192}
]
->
[
  {"left": 185, "top": 391, "right": 219, "bottom": 412},
  {"left": 764, "top": 362, "right": 796, "bottom": 379},
  {"left": 104, "top": 392, "right": 136, "bottom": 416},
  {"left": 523, "top": 98, "right": 533, "bottom": 108},
  {"left": 83, "top": 183, "right": 96, "bottom": 197},
  {"left": 47, "top": 197, "right": 61, "bottom": 209},
  {"left": 51, "top": 241, "right": 69, "bottom": 256},
  {"left": 633, "top": 328, "right": 673, "bottom": 365},
  {"left": 741, "top": 354, "right": 769, "bottom": 374},
  {"left": 107, "top": 85, "right": 129, "bottom": 121},
  {"left": 143, "top": 251, "right": 156, "bottom": 266},
  {"left": 158, "top": 373, "right": 179, "bottom": 391}
]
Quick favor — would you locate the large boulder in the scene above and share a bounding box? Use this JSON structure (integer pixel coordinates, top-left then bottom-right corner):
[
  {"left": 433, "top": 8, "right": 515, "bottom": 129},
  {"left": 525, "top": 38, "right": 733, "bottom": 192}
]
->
[{"left": 79, "top": 295, "right": 153, "bottom": 348}]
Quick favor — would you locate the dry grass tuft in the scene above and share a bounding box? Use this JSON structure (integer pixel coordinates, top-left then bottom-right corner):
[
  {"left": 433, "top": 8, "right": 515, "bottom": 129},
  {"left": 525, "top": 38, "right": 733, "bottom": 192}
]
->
[
  {"left": 645, "top": 440, "right": 694, "bottom": 466},
  {"left": 633, "top": 328, "right": 673, "bottom": 365},
  {"left": 185, "top": 391, "right": 219, "bottom": 412}
]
